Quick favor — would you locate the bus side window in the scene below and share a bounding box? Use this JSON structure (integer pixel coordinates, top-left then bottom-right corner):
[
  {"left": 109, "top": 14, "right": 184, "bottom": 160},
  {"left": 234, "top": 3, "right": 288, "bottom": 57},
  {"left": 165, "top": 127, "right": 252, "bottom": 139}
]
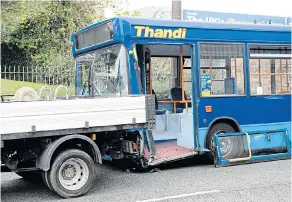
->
[
  {"left": 199, "top": 43, "right": 245, "bottom": 97},
  {"left": 249, "top": 44, "right": 291, "bottom": 95}
]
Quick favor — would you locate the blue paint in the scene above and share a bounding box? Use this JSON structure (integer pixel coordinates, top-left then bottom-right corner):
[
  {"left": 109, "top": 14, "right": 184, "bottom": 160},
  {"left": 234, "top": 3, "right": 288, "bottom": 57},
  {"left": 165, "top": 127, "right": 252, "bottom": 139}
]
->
[
  {"left": 219, "top": 152, "right": 290, "bottom": 165},
  {"left": 71, "top": 17, "right": 292, "bottom": 164},
  {"left": 248, "top": 132, "right": 286, "bottom": 150},
  {"left": 244, "top": 43, "right": 251, "bottom": 96},
  {"left": 127, "top": 128, "right": 140, "bottom": 133},
  {"left": 103, "top": 154, "right": 112, "bottom": 161},
  {"left": 183, "top": 10, "right": 287, "bottom": 25},
  {"left": 128, "top": 46, "right": 140, "bottom": 94},
  {"left": 191, "top": 44, "right": 200, "bottom": 149},
  {"left": 129, "top": 26, "right": 290, "bottom": 44},
  {"left": 214, "top": 129, "right": 291, "bottom": 165},
  {"left": 241, "top": 122, "right": 291, "bottom": 148},
  {"left": 216, "top": 129, "right": 288, "bottom": 150},
  {"left": 199, "top": 122, "right": 292, "bottom": 151},
  {"left": 198, "top": 95, "right": 291, "bottom": 127},
  {"left": 71, "top": 17, "right": 291, "bottom": 59},
  {"left": 194, "top": 43, "right": 201, "bottom": 105}
]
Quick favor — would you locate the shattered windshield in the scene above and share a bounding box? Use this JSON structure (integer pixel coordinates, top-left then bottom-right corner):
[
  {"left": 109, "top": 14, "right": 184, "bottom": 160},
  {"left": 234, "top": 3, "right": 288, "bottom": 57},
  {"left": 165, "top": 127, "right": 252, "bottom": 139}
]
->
[{"left": 75, "top": 44, "right": 129, "bottom": 97}]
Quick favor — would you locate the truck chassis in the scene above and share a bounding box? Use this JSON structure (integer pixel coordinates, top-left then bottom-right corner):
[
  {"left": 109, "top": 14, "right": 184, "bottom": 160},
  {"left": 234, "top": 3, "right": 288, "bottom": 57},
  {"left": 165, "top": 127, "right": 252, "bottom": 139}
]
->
[{"left": 1, "top": 95, "right": 155, "bottom": 198}]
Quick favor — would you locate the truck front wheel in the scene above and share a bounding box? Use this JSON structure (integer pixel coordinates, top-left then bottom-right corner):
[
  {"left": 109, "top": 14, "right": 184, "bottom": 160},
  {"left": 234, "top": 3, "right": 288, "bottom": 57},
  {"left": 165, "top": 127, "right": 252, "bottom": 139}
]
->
[{"left": 46, "top": 149, "right": 96, "bottom": 198}]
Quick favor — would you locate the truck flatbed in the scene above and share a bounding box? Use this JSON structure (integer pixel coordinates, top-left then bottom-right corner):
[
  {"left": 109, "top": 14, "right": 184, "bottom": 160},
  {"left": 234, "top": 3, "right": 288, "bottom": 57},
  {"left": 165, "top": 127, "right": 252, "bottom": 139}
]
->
[{"left": 0, "top": 95, "right": 154, "bottom": 140}]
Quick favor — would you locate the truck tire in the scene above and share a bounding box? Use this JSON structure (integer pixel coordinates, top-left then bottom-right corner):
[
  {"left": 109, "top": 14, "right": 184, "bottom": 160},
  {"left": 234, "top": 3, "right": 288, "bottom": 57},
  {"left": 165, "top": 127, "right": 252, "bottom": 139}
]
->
[
  {"left": 206, "top": 123, "right": 244, "bottom": 162},
  {"left": 41, "top": 171, "right": 54, "bottom": 191},
  {"left": 16, "top": 171, "right": 42, "bottom": 183},
  {"left": 46, "top": 149, "right": 96, "bottom": 198}
]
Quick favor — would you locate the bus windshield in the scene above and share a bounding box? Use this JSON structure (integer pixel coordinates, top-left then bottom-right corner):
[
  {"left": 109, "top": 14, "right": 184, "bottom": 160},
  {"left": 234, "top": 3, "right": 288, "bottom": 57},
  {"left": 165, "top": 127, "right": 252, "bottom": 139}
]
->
[{"left": 75, "top": 44, "right": 129, "bottom": 97}]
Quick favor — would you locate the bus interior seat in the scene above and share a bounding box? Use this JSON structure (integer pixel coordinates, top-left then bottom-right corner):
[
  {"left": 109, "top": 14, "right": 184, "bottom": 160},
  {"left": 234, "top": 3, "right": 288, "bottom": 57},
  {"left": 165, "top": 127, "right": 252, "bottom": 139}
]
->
[
  {"left": 152, "top": 89, "right": 166, "bottom": 115},
  {"left": 170, "top": 87, "right": 192, "bottom": 113},
  {"left": 224, "top": 77, "right": 237, "bottom": 94}
]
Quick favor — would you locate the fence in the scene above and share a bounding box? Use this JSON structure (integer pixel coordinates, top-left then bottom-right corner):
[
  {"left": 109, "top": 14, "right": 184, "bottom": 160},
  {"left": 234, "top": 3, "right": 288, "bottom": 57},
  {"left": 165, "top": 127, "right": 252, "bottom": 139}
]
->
[{"left": 1, "top": 65, "right": 75, "bottom": 99}]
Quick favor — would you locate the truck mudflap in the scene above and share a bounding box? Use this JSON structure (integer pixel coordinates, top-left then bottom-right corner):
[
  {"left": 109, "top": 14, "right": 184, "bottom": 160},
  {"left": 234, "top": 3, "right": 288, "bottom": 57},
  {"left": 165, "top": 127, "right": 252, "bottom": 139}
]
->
[{"left": 213, "top": 129, "right": 291, "bottom": 167}]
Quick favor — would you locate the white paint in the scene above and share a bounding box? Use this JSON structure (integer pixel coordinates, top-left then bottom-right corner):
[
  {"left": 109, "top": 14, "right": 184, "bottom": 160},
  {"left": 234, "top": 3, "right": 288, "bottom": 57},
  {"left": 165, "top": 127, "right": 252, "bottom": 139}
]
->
[
  {"left": 256, "top": 87, "right": 263, "bottom": 95},
  {"left": 0, "top": 96, "right": 147, "bottom": 134},
  {"left": 250, "top": 54, "right": 292, "bottom": 58},
  {"left": 136, "top": 190, "right": 221, "bottom": 202}
]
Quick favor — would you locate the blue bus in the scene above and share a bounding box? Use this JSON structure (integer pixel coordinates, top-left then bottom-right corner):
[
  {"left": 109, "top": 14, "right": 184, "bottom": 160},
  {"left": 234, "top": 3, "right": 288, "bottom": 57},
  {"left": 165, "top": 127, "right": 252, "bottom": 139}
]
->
[{"left": 71, "top": 16, "right": 291, "bottom": 166}]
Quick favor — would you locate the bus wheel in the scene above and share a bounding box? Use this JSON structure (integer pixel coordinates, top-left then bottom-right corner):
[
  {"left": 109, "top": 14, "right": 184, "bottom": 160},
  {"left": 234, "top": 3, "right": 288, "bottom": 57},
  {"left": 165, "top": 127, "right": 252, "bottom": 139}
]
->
[
  {"left": 206, "top": 123, "right": 243, "bottom": 161},
  {"left": 47, "top": 149, "right": 96, "bottom": 198}
]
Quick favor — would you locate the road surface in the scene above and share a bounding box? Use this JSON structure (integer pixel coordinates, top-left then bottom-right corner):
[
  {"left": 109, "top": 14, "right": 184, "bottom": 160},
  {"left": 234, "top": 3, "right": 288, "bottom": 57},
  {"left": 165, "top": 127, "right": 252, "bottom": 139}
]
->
[{"left": 1, "top": 158, "right": 291, "bottom": 202}]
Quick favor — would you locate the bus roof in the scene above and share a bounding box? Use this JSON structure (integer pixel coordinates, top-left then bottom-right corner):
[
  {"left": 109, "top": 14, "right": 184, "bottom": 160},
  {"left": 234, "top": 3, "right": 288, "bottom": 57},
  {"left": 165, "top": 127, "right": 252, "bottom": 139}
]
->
[
  {"left": 118, "top": 16, "right": 291, "bottom": 32},
  {"left": 71, "top": 17, "right": 291, "bottom": 57}
]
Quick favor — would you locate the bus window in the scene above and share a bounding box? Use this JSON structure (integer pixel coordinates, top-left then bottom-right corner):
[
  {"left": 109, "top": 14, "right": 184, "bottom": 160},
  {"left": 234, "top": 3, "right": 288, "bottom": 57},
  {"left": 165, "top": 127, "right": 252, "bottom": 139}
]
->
[
  {"left": 80, "top": 65, "right": 91, "bottom": 96},
  {"left": 249, "top": 44, "right": 291, "bottom": 95},
  {"left": 200, "top": 68, "right": 227, "bottom": 95},
  {"left": 151, "top": 57, "right": 174, "bottom": 100},
  {"left": 75, "top": 44, "right": 129, "bottom": 96},
  {"left": 199, "top": 43, "right": 245, "bottom": 96},
  {"left": 182, "top": 58, "right": 192, "bottom": 97}
]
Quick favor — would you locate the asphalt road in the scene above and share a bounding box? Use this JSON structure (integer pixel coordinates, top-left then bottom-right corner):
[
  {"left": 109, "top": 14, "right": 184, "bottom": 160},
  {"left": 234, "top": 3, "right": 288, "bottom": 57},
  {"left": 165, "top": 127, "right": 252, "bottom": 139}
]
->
[{"left": 1, "top": 158, "right": 291, "bottom": 202}]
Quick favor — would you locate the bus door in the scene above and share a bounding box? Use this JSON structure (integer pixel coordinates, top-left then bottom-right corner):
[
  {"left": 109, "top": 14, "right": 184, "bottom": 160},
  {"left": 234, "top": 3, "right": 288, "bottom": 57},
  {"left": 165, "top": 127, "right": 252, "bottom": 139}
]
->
[
  {"left": 144, "top": 48, "right": 152, "bottom": 94},
  {"left": 133, "top": 45, "right": 152, "bottom": 95},
  {"left": 137, "top": 44, "right": 201, "bottom": 166}
]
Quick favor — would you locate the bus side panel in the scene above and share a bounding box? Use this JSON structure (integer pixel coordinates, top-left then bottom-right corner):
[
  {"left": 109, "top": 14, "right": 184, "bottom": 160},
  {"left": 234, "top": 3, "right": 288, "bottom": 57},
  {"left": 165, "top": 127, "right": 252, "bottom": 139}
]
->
[{"left": 197, "top": 95, "right": 291, "bottom": 149}]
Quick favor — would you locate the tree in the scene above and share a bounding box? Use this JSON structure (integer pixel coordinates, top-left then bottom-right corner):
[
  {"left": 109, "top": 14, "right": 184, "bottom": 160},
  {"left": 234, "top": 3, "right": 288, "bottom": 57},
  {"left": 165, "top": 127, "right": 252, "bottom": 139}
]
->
[{"left": 1, "top": 0, "right": 139, "bottom": 69}]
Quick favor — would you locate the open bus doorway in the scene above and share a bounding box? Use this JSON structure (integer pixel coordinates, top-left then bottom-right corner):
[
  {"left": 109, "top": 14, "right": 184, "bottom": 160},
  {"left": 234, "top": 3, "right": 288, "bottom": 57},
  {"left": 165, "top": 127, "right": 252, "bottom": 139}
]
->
[{"left": 134, "top": 43, "right": 199, "bottom": 165}]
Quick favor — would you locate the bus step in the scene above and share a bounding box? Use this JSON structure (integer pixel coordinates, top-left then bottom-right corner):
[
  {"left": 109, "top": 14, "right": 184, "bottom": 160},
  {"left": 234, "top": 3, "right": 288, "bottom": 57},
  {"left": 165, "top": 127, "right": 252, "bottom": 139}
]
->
[
  {"left": 213, "top": 129, "right": 291, "bottom": 167},
  {"left": 147, "top": 151, "right": 199, "bottom": 167}
]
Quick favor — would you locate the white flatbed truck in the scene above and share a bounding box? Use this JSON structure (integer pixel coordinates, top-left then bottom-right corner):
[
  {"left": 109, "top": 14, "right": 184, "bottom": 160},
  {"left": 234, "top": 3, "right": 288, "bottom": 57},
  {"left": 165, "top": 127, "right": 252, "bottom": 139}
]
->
[{"left": 0, "top": 95, "right": 156, "bottom": 198}]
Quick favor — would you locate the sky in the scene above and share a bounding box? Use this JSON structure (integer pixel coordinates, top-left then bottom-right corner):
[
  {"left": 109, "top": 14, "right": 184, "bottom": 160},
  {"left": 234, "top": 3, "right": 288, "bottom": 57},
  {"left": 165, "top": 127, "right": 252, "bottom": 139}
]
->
[{"left": 127, "top": 0, "right": 292, "bottom": 17}]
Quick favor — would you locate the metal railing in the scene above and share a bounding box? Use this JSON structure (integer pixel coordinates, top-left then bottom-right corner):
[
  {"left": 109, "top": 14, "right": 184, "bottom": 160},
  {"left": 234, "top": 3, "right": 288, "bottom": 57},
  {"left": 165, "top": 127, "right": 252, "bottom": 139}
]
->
[{"left": 1, "top": 65, "right": 75, "bottom": 101}]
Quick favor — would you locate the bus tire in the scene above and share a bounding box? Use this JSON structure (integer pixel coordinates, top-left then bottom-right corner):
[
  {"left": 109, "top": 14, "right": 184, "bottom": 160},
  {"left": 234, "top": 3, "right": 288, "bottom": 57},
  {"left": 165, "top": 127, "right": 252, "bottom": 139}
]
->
[
  {"left": 206, "top": 122, "right": 244, "bottom": 162},
  {"left": 47, "top": 149, "right": 96, "bottom": 198}
]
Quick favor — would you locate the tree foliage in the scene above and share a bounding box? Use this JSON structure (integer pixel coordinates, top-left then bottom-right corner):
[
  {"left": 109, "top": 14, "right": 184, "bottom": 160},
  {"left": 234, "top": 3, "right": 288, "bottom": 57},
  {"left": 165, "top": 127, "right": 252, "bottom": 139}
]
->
[{"left": 1, "top": 0, "right": 139, "bottom": 69}]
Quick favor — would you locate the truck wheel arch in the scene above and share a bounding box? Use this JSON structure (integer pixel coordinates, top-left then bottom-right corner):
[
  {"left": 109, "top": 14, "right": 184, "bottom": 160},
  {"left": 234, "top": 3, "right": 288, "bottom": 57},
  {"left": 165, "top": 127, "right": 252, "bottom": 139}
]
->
[
  {"left": 36, "top": 134, "right": 102, "bottom": 171},
  {"left": 204, "top": 116, "right": 241, "bottom": 148}
]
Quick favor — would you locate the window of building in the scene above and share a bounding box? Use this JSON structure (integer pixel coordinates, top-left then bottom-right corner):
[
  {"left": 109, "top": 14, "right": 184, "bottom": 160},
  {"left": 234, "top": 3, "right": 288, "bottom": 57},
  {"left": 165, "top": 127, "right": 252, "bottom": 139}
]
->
[
  {"left": 249, "top": 44, "right": 291, "bottom": 95},
  {"left": 199, "top": 43, "right": 245, "bottom": 96}
]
